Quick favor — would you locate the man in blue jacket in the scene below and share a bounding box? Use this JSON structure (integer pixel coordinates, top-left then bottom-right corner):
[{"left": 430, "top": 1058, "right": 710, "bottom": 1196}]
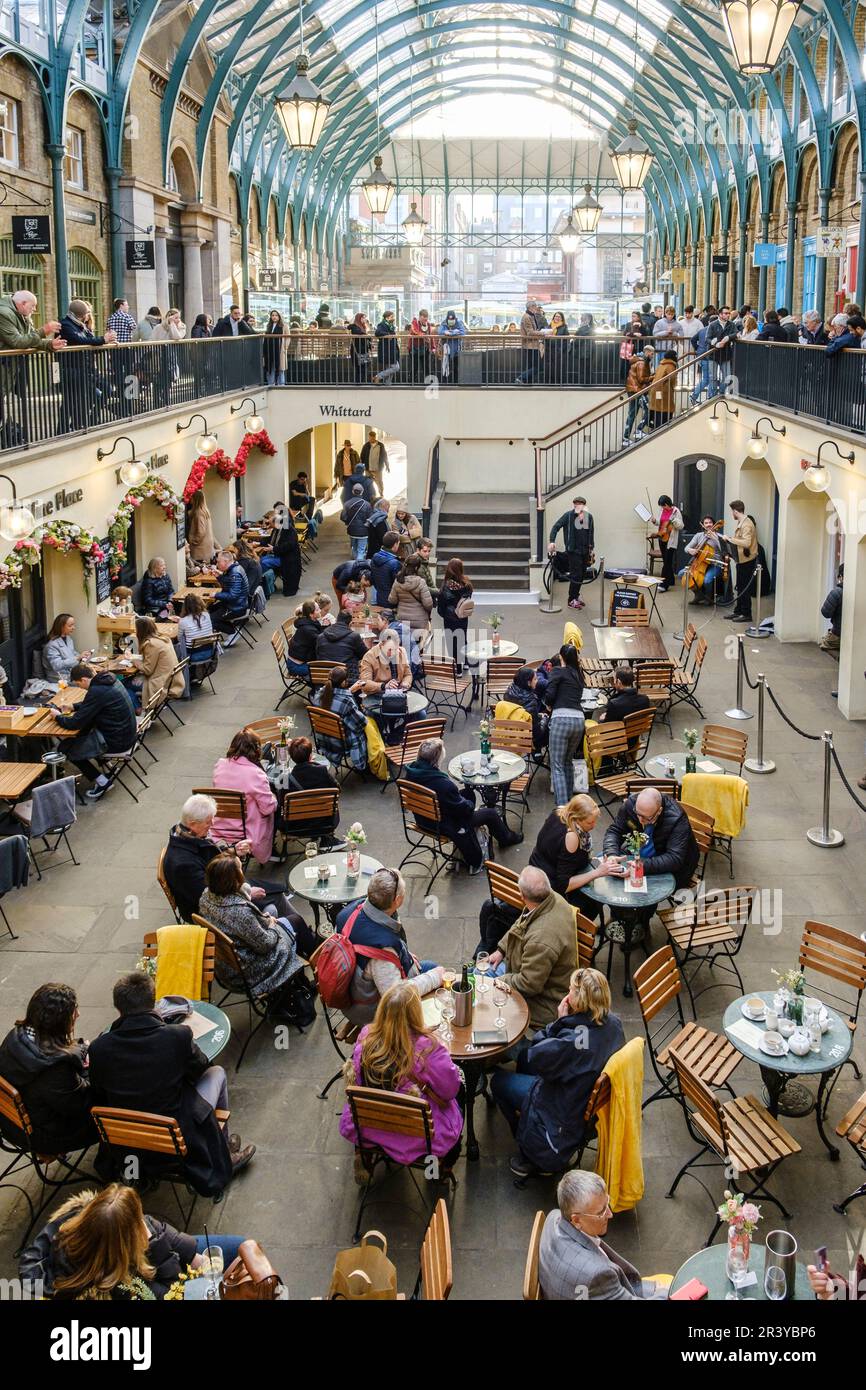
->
[
  {"left": 50, "top": 662, "right": 137, "bottom": 800},
  {"left": 370, "top": 531, "right": 402, "bottom": 606},
  {"left": 825, "top": 313, "right": 866, "bottom": 354},
  {"left": 404, "top": 737, "right": 522, "bottom": 872},
  {"left": 209, "top": 548, "right": 250, "bottom": 640}
]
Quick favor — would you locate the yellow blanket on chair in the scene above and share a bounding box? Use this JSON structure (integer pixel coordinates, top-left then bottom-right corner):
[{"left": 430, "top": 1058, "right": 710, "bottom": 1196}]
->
[
  {"left": 155, "top": 924, "right": 207, "bottom": 1001},
  {"left": 681, "top": 773, "right": 749, "bottom": 839},
  {"left": 495, "top": 700, "right": 531, "bottom": 725},
  {"left": 595, "top": 1037, "right": 645, "bottom": 1212},
  {"left": 562, "top": 620, "right": 584, "bottom": 652},
  {"left": 364, "top": 716, "right": 389, "bottom": 781}
]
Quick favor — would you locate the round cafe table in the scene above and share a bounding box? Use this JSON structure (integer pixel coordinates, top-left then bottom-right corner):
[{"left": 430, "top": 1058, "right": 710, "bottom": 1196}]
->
[
  {"left": 287, "top": 851, "right": 383, "bottom": 929},
  {"left": 439, "top": 981, "right": 529, "bottom": 1162},
  {"left": 362, "top": 689, "right": 429, "bottom": 717},
  {"left": 582, "top": 869, "right": 676, "bottom": 998},
  {"left": 670, "top": 1243, "right": 812, "bottom": 1301},
  {"left": 465, "top": 639, "right": 520, "bottom": 663},
  {"left": 645, "top": 752, "right": 724, "bottom": 781},
  {"left": 722, "top": 990, "right": 852, "bottom": 1159},
  {"left": 105, "top": 1000, "right": 230, "bottom": 1064},
  {"left": 447, "top": 748, "right": 527, "bottom": 818}
]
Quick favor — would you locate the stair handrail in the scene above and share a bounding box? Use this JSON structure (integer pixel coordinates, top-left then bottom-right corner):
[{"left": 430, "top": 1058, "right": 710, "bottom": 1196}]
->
[{"left": 422, "top": 433, "right": 441, "bottom": 534}]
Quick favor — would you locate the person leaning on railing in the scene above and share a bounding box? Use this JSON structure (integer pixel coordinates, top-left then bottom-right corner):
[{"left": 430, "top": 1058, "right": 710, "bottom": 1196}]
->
[{"left": 825, "top": 313, "right": 866, "bottom": 354}]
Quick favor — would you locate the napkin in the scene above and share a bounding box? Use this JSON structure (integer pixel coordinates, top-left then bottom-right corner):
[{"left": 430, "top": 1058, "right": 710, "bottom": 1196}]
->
[
  {"left": 726, "top": 1017, "right": 764, "bottom": 1050},
  {"left": 697, "top": 759, "right": 720, "bottom": 773}
]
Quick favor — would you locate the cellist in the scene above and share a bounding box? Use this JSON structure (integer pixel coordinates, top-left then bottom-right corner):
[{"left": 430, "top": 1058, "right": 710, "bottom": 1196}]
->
[{"left": 677, "top": 515, "right": 724, "bottom": 605}]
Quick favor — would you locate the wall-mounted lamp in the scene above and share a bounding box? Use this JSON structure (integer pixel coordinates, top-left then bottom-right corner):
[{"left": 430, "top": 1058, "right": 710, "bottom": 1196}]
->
[
  {"left": 177, "top": 414, "right": 219, "bottom": 456},
  {"left": 230, "top": 398, "right": 264, "bottom": 434},
  {"left": 96, "top": 435, "right": 150, "bottom": 486},
  {"left": 802, "top": 440, "right": 855, "bottom": 493},
  {"left": 707, "top": 399, "right": 739, "bottom": 437},
  {"left": 0, "top": 473, "right": 35, "bottom": 543},
  {"left": 746, "top": 416, "right": 786, "bottom": 459}
]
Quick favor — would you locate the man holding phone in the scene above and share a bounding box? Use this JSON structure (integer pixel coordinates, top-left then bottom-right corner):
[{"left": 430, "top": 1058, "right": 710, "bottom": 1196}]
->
[{"left": 603, "top": 786, "right": 699, "bottom": 889}]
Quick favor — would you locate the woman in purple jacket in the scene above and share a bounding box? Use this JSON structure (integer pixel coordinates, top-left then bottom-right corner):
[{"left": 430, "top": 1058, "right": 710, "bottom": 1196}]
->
[{"left": 340, "top": 980, "right": 464, "bottom": 1182}]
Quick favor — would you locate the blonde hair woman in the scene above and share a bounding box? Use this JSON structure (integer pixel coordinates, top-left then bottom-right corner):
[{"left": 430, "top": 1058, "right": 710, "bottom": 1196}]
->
[
  {"left": 529, "top": 793, "right": 622, "bottom": 916},
  {"left": 490, "top": 965, "right": 625, "bottom": 1180},
  {"left": 187, "top": 488, "right": 216, "bottom": 563},
  {"left": 339, "top": 980, "right": 464, "bottom": 1182}
]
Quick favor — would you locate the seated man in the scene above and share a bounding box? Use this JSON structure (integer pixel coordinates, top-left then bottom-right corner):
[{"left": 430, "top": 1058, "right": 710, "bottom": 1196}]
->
[
  {"left": 539, "top": 1171, "right": 664, "bottom": 1300},
  {"left": 50, "top": 662, "right": 137, "bottom": 802},
  {"left": 677, "top": 514, "right": 723, "bottom": 604},
  {"left": 208, "top": 549, "right": 250, "bottom": 641},
  {"left": 88, "top": 971, "right": 254, "bottom": 1195},
  {"left": 289, "top": 471, "right": 316, "bottom": 524},
  {"left": 603, "top": 786, "right": 699, "bottom": 889},
  {"left": 598, "top": 666, "right": 650, "bottom": 723},
  {"left": 315, "top": 609, "right": 368, "bottom": 682},
  {"left": 353, "top": 628, "right": 412, "bottom": 695},
  {"left": 164, "top": 793, "right": 314, "bottom": 949},
  {"left": 820, "top": 563, "right": 843, "bottom": 652},
  {"left": 404, "top": 737, "right": 523, "bottom": 874},
  {"left": 335, "top": 868, "right": 443, "bottom": 1025},
  {"left": 486, "top": 867, "right": 576, "bottom": 1029}
]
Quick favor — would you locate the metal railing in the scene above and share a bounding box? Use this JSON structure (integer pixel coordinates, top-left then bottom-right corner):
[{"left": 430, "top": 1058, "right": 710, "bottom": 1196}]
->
[
  {"left": 422, "top": 435, "right": 441, "bottom": 536},
  {"left": 733, "top": 339, "right": 866, "bottom": 434},
  {"left": 0, "top": 336, "right": 263, "bottom": 454}
]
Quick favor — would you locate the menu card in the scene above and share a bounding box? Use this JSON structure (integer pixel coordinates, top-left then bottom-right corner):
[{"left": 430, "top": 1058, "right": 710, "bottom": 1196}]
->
[{"left": 726, "top": 1017, "right": 764, "bottom": 1050}]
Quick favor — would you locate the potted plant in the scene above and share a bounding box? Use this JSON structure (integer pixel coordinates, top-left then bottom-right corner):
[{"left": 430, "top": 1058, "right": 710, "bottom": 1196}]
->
[
  {"left": 345, "top": 821, "right": 366, "bottom": 880},
  {"left": 682, "top": 727, "right": 699, "bottom": 775},
  {"left": 487, "top": 612, "right": 503, "bottom": 653},
  {"left": 621, "top": 828, "right": 648, "bottom": 886},
  {"left": 718, "top": 1191, "right": 761, "bottom": 1281},
  {"left": 772, "top": 966, "right": 806, "bottom": 1026}
]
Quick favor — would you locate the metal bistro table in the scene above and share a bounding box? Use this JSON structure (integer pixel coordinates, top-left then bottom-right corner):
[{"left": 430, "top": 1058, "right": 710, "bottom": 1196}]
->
[
  {"left": 723, "top": 990, "right": 853, "bottom": 1160},
  {"left": 646, "top": 752, "right": 725, "bottom": 781},
  {"left": 441, "top": 983, "right": 529, "bottom": 1162},
  {"left": 447, "top": 749, "right": 527, "bottom": 819},
  {"left": 362, "top": 689, "right": 430, "bottom": 718},
  {"left": 593, "top": 627, "right": 669, "bottom": 663},
  {"left": 288, "top": 851, "right": 383, "bottom": 930},
  {"left": 582, "top": 868, "right": 676, "bottom": 998},
  {"left": 104, "top": 1001, "right": 230, "bottom": 1064},
  {"left": 465, "top": 639, "right": 520, "bottom": 707},
  {"left": 670, "top": 1243, "right": 813, "bottom": 1301}
]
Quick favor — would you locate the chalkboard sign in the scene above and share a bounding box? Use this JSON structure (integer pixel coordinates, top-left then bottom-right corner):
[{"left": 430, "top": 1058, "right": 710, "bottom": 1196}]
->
[
  {"left": 608, "top": 588, "right": 644, "bottom": 625},
  {"left": 94, "top": 539, "right": 112, "bottom": 605},
  {"left": 176, "top": 509, "right": 186, "bottom": 552}
]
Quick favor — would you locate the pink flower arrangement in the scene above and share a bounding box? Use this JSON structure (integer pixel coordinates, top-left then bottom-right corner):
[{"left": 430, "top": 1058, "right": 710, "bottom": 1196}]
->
[{"left": 717, "top": 1190, "right": 761, "bottom": 1234}]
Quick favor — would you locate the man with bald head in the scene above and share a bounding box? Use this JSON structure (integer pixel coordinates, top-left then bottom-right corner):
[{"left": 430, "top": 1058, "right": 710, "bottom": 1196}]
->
[
  {"left": 603, "top": 786, "right": 699, "bottom": 888},
  {"left": 486, "top": 866, "right": 577, "bottom": 1028}
]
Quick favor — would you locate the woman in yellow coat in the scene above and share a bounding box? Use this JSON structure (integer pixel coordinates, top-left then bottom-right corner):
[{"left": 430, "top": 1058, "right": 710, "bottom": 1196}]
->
[{"left": 134, "top": 617, "right": 185, "bottom": 707}]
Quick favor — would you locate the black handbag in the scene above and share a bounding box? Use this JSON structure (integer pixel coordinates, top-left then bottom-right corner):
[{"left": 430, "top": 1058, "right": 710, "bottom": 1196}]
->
[{"left": 381, "top": 691, "right": 408, "bottom": 714}]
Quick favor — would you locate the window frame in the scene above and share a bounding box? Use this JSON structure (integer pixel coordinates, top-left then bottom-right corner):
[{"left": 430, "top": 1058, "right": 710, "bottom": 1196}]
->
[
  {"left": 64, "top": 124, "right": 85, "bottom": 188},
  {"left": 0, "top": 96, "right": 20, "bottom": 168}
]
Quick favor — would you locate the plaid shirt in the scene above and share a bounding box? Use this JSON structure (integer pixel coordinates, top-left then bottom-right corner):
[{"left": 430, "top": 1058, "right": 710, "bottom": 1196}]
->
[
  {"left": 107, "top": 308, "right": 136, "bottom": 343},
  {"left": 313, "top": 686, "right": 368, "bottom": 771}
]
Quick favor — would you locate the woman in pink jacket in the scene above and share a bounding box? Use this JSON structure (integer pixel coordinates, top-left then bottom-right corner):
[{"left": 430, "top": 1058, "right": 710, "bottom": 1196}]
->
[
  {"left": 340, "top": 980, "right": 464, "bottom": 1183},
  {"left": 211, "top": 730, "right": 278, "bottom": 864}
]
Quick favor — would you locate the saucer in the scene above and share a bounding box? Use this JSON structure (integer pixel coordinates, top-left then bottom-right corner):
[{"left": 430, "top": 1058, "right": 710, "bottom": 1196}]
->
[
  {"left": 758, "top": 1034, "right": 789, "bottom": 1058},
  {"left": 741, "top": 1000, "right": 766, "bottom": 1022}
]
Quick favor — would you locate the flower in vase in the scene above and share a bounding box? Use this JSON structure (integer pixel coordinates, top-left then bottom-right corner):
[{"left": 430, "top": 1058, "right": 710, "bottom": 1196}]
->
[
  {"left": 682, "top": 727, "right": 698, "bottom": 751},
  {"left": 346, "top": 821, "right": 366, "bottom": 845}
]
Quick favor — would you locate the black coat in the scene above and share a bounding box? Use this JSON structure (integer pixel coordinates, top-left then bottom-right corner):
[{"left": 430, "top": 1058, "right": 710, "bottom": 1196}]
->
[
  {"left": 516, "top": 1011, "right": 625, "bottom": 1169},
  {"left": 436, "top": 581, "right": 473, "bottom": 627},
  {"left": 213, "top": 315, "right": 254, "bottom": 337},
  {"left": 139, "top": 571, "right": 175, "bottom": 616},
  {"left": 315, "top": 620, "right": 367, "bottom": 675},
  {"left": 237, "top": 553, "right": 263, "bottom": 596},
  {"left": 163, "top": 826, "right": 221, "bottom": 923},
  {"left": 341, "top": 496, "right": 373, "bottom": 536},
  {"left": 288, "top": 616, "right": 324, "bottom": 664},
  {"left": 549, "top": 510, "right": 595, "bottom": 555},
  {"left": 602, "top": 688, "right": 651, "bottom": 722},
  {"left": 404, "top": 758, "right": 475, "bottom": 838},
  {"left": 757, "top": 322, "right": 788, "bottom": 343},
  {"left": 603, "top": 794, "right": 699, "bottom": 888},
  {"left": 54, "top": 672, "right": 137, "bottom": 753},
  {"left": 341, "top": 471, "right": 377, "bottom": 505},
  {"left": 0, "top": 1025, "right": 94, "bottom": 1152},
  {"left": 88, "top": 1012, "right": 232, "bottom": 1198}
]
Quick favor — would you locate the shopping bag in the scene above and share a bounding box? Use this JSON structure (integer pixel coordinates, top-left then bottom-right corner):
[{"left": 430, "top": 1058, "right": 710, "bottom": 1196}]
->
[
  {"left": 572, "top": 758, "right": 589, "bottom": 794},
  {"left": 328, "top": 1230, "right": 398, "bottom": 1300}
]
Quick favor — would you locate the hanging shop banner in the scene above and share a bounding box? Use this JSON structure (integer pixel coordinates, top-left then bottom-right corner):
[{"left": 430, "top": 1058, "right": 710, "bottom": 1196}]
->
[
  {"left": 711, "top": 255, "right": 730, "bottom": 274},
  {"left": 125, "top": 239, "right": 156, "bottom": 271},
  {"left": 816, "top": 226, "right": 844, "bottom": 258},
  {"left": 752, "top": 243, "right": 777, "bottom": 267},
  {"left": 258, "top": 268, "right": 278, "bottom": 290},
  {"left": 12, "top": 215, "right": 51, "bottom": 255}
]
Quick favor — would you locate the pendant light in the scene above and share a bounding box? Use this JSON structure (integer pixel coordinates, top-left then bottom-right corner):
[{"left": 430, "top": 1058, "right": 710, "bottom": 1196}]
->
[
  {"left": 558, "top": 213, "right": 581, "bottom": 256},
  {"left": 401, "top": 58, "right": 427, "bottom": 246},
  {"left": 720, "top": 0, "right": 801, "bottom": 75},
  {"left": 362, "top": 4, "right": 395, "bottom": 217},
  {"left": 612, "top": 12, "right": 653, "bottom": 191},
  {"left": 573, "top": 183, "right": 602, "bottom": 235},
  {"left": 275, "top": 0, "right": 330, "bottom": 150}
]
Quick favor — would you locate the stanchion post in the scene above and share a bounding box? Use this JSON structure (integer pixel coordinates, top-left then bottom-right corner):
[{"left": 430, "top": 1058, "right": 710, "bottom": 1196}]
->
[
  {"left": 541, "top": 557, "right": 562, "bottom": 614},
  {"left": 806, "top": 732, "right": 845, "bottom": 848},
  {"left": 746, "top": 563, "right": 769, "bottom": 639},
  {"left": 725, "top": 634, "right": 753, "bottom": 720},
  {"left": 673, "top": 575, "right": 689, "bottom": 642},
  {"left": 743, "top": 674, "right": 775, "bottom": 773},
  {"left": 590, "top": 554, "right": 607, "bottom": 629}
]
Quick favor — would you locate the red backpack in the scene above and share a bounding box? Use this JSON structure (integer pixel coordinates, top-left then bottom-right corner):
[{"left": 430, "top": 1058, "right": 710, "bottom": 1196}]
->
[{"left": 314, "top": 905, "right": 407, "bottom": 1009}]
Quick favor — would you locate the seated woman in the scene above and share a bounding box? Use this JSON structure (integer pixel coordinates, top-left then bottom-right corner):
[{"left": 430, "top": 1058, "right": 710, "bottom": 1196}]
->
[
  {"left": 314, "top": 592, "right": 336, "bottom": 626},
  {"left": 134, "top": 617, "right": 184, "bottom": 709},
  {"left": 199, "top": 852, "right": 317, "bottom": 1007},
  {"left": 139, "top": 557, "right": 175, "bottom": 619},
  {"left": 490, "top": 967, "right": 625, "bottom": 1180},
  {"left": 19, "top": 1182, "right": 249, "bottom": 1300},
  {"left": 313, "top": 665, "right": 370, "bottom": 773},
  {"left": 286, "top": 598, "right": 322, "bottom": 676},
  {"left": 281, "top": 735, "right": 341, "bottom": 846},
  {"left": 177, "top": 592, "right": 215, "bottom": 648},
  {"left": 0, "top": 983, "right": 94, "bottom": 1154},
  {"left": 498, "top": 665, "right": 548, "bottom": 752},
  {"left": 340, "top": 980, "right": 463, "bottom": 1185},
  {"left": 340, "top": 577, "right": 369, "bottom": 617},
  {"left": 234, "top": 537, "right": 263, "bottom": 597},
  {"left": 43, "top": 614, "right": 92, "bottom": 682},
  {"left": 211, "top": 730, "right": 278, "bottom": 865},
  {"left": 529, "top": 794, "right": 621, "bottom": 919}
]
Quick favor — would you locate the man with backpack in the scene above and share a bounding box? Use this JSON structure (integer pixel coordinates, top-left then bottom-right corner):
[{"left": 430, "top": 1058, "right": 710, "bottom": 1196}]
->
[
  {"left": 314, "top": 868, "right": 443, "bottom": 1025},
  {"left": 341, "top": 482, "right": 373, "bottom": 559}
]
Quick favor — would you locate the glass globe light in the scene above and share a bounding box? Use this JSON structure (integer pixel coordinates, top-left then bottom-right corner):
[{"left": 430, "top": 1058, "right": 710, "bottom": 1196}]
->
[
  {"left": 708, "top": 415, "right": 723, "bottom": 436},
  {"left": 244, "top": 413, "right": 264, "bottom": 434},
  {"left": 196, "top": 432, "right": 219, "bottom": 456},
  {"left": 803, "top": 463, "right": 830, "bottom": 492},
  {"left": 0, "top": 503, "right": 36, "bottom": 542},
  {"left": 747, "top": 431, "right": 769, "bottom": 458},
  {"left": 119, "top": 457, "right": 149, "bottom": 487}
]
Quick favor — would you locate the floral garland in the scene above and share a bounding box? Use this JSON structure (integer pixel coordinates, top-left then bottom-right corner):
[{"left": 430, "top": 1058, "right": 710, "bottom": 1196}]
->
[
  {"left": 0, "top": 520, "right": 107, "bottom": 600},
  {"left": 182, "top": 429, "right": 277, "bottom": 504},
  {"left": 107, "top": 473, "right": 182, "bottom": 579}
]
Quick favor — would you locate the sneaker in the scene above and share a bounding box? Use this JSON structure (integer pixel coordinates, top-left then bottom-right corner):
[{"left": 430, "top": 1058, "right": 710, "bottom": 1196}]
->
[
  {"left": 574, "top": 599, "right": 586, "bottom": 609},
  {"left": 621, "top": 436, "right": 630, "bottom": 447},
  {"left": 230, "top": 1142, "right": 256, "bottom": 1175},
  {"left": 222, "top": 632, "right": 241, "bottom": 648},
  {"left": 468, "top": 863, "right": 483, "bottom": 876},
  {"left": 85, "top": 782, "right": 109, "bottom": 802},
  {"left": 568, "top": 599, "right": 581, "bottom": 609},
  {"left": 509, "top": 1155, "right": 554, "bottom": 1180},
  {"left": 634, "top": 430, "right": 645, "bottom": 440}
]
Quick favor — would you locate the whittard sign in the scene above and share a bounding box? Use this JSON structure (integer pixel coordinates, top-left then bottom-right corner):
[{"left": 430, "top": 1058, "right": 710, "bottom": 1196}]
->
[{"left": 319, "top": 404, "right": 373, "bottom": 418}]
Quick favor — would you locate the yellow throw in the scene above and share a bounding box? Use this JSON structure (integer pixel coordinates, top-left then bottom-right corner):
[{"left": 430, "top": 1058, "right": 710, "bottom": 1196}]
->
[
  {"left": 681, "top": 772, "right": 749, "bottom": 839},
  {"left": 155, "top": 923, "right": 208, "bottom": 1002},
  {"left": 594, "top": 1037, "right": 645, "bottom": 1212},
  {"left": 364, "top": 716, "right": 389, "bottom": 781}
]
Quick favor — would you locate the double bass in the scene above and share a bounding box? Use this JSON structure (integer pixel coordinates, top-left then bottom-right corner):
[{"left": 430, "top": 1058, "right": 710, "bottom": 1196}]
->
[{"left": 682, "top": 520, "right": 724, "bottom": 590}]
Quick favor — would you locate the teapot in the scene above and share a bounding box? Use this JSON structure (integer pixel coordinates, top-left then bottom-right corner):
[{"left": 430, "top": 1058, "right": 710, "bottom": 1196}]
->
[{"left": 788, "top": 1027, "right": 811, "bottom": 1057}]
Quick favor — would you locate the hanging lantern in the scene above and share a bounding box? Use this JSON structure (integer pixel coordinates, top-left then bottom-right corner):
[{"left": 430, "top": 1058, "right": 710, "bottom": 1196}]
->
[
  {"left": 0, "top": 502, "right": 35, "bottom": 542},
  {"left": 573, "top": 183, "right": 602, "bottom": 235},
  {"left": 401, "top": 200, "right": 427, "bottom": 246},
  {"left": 275, "top": 52, "right": 330, "bottom": 150},
  {"left": 195, "top": 431, "right": 219, "bottom": 457},
  {"left": 802, "top": 461, "right": 830, "bottom": 493},
  {"left": 119, "top": 457, "right": 149, "bottom": 487},
  {"left": 362, "top": 154, "right": 395, "bottom": 216},
  {"left": 558, "top": 213, "right": 581, "bottom": 256},
  {"left": 244, "top": 412, "right": 264, "bottom": 434},
  {"left": 719, "top": 0, "right": 801, "bottom": 75},
  {"left": 611, "top": 120, "right": 654, "bottom": 192}
]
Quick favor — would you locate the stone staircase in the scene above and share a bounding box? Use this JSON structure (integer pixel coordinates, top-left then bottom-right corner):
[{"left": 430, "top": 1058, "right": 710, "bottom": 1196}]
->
[{"left": 436, "top": 493, "right": 530, "bottom": 591}]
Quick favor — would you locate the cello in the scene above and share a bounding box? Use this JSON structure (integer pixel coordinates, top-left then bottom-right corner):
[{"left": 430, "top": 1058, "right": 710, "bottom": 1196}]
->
[{"left": 682, "top": 519, "right": 724, "bottom": 590}]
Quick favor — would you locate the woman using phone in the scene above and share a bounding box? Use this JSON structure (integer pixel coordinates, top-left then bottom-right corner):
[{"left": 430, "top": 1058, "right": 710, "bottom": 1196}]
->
[{"left": 529, "top": 794, "right": 624, "bottom": 918}]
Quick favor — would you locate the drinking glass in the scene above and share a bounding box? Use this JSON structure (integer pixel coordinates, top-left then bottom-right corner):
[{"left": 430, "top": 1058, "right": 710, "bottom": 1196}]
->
[
  {"left": 436, "top": 988, "right": 455, "bottom": 1043},
  {"left": 493, "top": 979, "right": 508, "bottom": 1030},
  {"left": 475, "top": 951, "right": 490, "bottom": 995},
  {"left": 200, "top": 1245, "right": 224, "bottom": 1300},
  {"left": 764, "top": 1265, "right": 786, "bottom": 1301},
  {"left": 305, "top": 840, "right": 318, "bottom": 863}
]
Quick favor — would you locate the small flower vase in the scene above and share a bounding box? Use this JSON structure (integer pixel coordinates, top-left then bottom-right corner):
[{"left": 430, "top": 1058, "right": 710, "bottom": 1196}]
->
[
  {"left": 276, "top": 741, "right": 289, "bottom": 765},
  {"left": 491, "top": 631, "right": 501, "bottom": 654},
  {"left": 685, "top": 752, "right": 697, "bottom": 774},
  {"left": 787, "top": 991, "right": 804, "bottom": 1027},
  {"left": 725, "top": 1226, "right": 751, "bottom": 1280},
  {"left": 628, "top": 857, "right": 644, "bottom": 887},
  {"left": 346, "top": 844, "right": 361, "bottom": 881}
]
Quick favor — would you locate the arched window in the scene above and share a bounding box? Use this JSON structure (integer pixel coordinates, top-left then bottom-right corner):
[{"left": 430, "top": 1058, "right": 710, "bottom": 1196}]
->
[
  {"left": 67, "top": 246, "right": 104, "bottom": 330},
  {"left": 0, "top": 235, "right": 44, "bottom": 301}
]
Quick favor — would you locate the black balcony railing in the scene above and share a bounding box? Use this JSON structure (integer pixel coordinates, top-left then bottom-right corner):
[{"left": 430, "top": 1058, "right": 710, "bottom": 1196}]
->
[
  {"left": 733, "top": 339, "right": 866, "bottom": 434},
  {"left": 0, "top": 336, "right": 263, "bottom": 454}
]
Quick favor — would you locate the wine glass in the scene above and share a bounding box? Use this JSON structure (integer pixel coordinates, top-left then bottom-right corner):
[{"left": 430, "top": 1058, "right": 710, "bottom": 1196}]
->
[
  {"left": 493, "top": 978, "right": 508, "bottom": 1030},
  {"left": 764, "top": 1265, "right": 786, "bottom": 1301},
  {"left": 475, "top": 951, "right": 490, "bottom": 996},
  {"left": 436, "top": 988, "right": 455, "bottom": 1043},
  {"left": 200, "top": 1245, "right": 224, "bottom": 1300}
]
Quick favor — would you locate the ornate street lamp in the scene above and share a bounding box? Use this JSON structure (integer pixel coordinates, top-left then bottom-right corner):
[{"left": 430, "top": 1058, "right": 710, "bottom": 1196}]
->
[
  {"left": 402, "top": 201, "right": 427, "bottom": 246},
  {"left": 557, "top": 213, "right": 581, "bottom": 256},
  {"left": 573, "top": 183, "right": 602, "bottom": 236},
  {"left": 611, "top": 120, "right": 654, "bottom": 192},
  {"left": 719, "top": 0, "right": 801, "bottom": 74},
  {"left": 274, "top": 0, "right": 330, "bottom": 150}
]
